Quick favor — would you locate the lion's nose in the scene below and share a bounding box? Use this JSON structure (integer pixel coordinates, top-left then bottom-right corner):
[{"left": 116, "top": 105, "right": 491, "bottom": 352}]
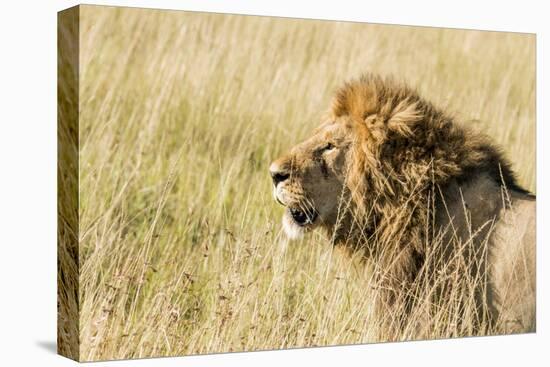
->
[{"left": 269, "top": 163, "right": 290, "bottom": 186}]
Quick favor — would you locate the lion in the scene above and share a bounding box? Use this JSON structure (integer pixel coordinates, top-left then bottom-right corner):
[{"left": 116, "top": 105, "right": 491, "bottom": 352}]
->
[{"left": 269, "top": 74, "right": 535, "bottom": 336}]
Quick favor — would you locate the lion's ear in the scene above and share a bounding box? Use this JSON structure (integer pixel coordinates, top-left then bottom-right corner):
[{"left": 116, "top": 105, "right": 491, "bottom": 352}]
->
[
  {"left": 363, "top": 100, "right": 422, "bottom": 145},
  {"left": 385, "top": 100, "right": 422, "bottom": 137}
]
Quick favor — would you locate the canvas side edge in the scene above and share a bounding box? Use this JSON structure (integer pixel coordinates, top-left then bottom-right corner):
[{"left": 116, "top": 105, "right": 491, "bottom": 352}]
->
[{"left": 57, "top": 5, "right": 80, "bottom": 362}]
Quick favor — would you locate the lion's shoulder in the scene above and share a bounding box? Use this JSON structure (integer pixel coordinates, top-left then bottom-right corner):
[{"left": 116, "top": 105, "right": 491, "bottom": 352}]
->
[{"left": 434, "top": 170, "right": 535, "bottom": 333}]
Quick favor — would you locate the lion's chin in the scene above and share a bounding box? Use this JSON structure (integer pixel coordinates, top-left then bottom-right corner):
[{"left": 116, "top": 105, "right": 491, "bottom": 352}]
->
[
  {"left": 282, "top": 209, "right": 319, "bottom": 239},
  {"left": 282, "top": 212, "right": 306, "bottom": 239}
]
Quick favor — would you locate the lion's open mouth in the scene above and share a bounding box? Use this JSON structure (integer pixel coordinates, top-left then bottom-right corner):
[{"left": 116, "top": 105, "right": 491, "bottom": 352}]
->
[{"left": 288, "top": 207, "right": 318, "bottom": 226}]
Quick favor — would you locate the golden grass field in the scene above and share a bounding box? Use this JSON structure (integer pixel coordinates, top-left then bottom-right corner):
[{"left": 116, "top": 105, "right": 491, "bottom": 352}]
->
[{"left": 58, "top": 5, "right": 535, "bottom": 361}]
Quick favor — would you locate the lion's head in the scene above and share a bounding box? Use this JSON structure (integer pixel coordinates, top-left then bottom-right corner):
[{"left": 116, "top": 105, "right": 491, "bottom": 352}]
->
[{"left": 270, "top": 74, "right": 430, "bottom": 242}]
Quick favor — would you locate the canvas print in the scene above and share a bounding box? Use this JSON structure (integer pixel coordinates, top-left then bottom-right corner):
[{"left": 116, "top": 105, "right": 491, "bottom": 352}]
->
[{"left": 58, "top": 5, "right": 536, "bottom": 362}]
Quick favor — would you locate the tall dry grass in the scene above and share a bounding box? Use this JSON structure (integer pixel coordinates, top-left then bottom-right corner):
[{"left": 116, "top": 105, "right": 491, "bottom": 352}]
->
[{"left": 65, "top": 5, "right": 535, "bottom": 361}]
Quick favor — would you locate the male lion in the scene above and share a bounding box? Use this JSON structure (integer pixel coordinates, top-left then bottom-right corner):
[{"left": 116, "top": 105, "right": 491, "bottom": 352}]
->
[{"left": 269, "top": 74, "right": 535, "bottom": 336}]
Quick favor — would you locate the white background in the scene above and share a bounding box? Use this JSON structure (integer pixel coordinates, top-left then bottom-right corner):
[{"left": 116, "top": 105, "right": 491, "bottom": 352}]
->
[{"left": 0, "top": 0, "right": 547, "bottom": 365}]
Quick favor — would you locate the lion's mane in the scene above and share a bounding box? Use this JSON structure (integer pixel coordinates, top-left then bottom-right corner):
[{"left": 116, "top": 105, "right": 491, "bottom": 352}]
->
[{"left": 331, "top": 74, "right": 527, "bottom": 297}]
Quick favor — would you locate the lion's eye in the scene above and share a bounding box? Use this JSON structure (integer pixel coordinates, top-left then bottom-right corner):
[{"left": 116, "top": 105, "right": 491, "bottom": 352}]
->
[
  {"left": 322, "top": 143, "right": 335, "bottom": 152},
  {"left": 315, "top": 142, "right": 336, "bottom": 156}
]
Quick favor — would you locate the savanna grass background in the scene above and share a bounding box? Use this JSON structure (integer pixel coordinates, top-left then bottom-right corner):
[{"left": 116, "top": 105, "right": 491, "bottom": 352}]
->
[{"left": 58, "top": 5, "right": 535, "bottom": 361}]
